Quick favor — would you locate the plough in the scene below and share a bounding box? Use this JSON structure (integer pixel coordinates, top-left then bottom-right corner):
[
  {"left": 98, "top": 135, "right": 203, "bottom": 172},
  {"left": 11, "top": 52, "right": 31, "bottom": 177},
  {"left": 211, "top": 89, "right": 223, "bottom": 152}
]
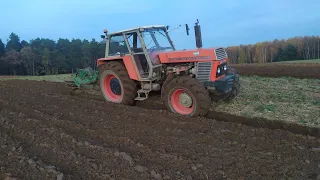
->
[{"left": 65, "top": 67, "right": 98, "bottom": 91}]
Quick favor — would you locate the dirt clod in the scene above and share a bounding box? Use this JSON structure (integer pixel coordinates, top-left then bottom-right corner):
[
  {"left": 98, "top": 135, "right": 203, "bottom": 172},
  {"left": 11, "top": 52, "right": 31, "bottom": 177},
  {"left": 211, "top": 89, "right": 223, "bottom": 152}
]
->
[
  {"left": 151, "top": 170, "right": 157, "bottom": 176},
  {"left": 306, "top": 160, "right": 311, "bottom": 164},
  {"left": 153, "top": 173, "right": 162, "bottom": 179},
  {"left": 120, "top": 152, "right": 133, "bottom": 163},
  {"left": 57, "top": 173, "right": 63, "bottom": 180},
  {"left": 114, "top": 151, "right": 120, "bottom": 157},
  {"left": 134, "top": 165, "right": 145, "bottom": 173},
  {"left": 27, "top": 159, "right": 34, "bottom": 165},
  {"left": 91, "top": 163, "right": 98, "bottom": 170},
  {"left": 266, "top": 152, "right": 273, "bottom": 156},
  {"left": 312, "top": 147, "right": 320, "bottom": 152},
  {"left": 45, "top": 165, "right": 55, "bottom": 169},
  {"left": 191, "top": 166, "right": 197, "bottom": 171},
  {"left": 17, "top": 146, "right": 23, "bottom": 152}
]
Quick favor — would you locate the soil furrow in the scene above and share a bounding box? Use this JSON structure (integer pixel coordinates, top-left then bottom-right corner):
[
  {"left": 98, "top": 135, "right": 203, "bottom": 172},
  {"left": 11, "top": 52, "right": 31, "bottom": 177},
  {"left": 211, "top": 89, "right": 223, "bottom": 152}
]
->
[
  {"left": 1, "top": 100, "right": 202, "bottom": 179},
  {"left": 230, "top": 63, "right": 320, "bottom": 79},
  {"left": 0, "top": 130, "right": 57, "bottom": 180},
  {"left": 0, "top": 110, "right": 132, "bottom": 179},
  {"left": 0, "top": 80, "right": 320, "bottom": 180}
]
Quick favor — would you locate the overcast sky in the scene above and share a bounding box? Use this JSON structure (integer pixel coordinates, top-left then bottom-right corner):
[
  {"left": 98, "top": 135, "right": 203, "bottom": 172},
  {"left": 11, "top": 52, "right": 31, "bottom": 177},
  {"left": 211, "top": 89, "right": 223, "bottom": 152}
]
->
[{"left": 1, "top": 0, "right": 320, "bottom": 49}]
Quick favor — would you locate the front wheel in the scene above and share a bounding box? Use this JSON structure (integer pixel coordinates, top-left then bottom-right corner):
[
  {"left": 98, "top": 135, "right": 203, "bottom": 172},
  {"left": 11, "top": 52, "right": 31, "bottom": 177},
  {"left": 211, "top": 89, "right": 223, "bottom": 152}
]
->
[
  {"left": 164, "top": 76, "right": 211, "bottom": 117},
  {"left": 223, "top": 74, "right": 240, "bottom": 102}
]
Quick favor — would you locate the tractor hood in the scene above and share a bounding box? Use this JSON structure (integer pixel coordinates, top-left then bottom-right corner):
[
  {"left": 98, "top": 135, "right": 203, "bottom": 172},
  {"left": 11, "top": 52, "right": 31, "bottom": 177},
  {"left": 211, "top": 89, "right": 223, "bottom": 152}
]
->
[{"left": 156, "top": 48, "right": 228, "bottom": 63}]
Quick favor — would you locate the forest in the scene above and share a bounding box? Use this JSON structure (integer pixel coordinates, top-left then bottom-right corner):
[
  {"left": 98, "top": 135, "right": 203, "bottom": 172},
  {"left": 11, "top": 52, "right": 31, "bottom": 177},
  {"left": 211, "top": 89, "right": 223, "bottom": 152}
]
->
[
  {"left": 0, "top": 33, "right": 105, "bottom": 75},
  {"left": 226, "top": 36, "right": 320, "bottom": 64},
  {"left": 0, "top": 33, "right": 319, "bottom": 75}
]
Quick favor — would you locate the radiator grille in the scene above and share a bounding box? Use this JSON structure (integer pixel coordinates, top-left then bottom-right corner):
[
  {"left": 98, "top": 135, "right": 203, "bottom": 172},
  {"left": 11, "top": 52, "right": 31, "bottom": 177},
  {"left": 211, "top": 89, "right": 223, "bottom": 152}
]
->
[
  {"left": 215, "top": 48, "right": 228, "bottom": 60},
  {"left": 196, "top": 62, "right": 212, "bottom": 82}
]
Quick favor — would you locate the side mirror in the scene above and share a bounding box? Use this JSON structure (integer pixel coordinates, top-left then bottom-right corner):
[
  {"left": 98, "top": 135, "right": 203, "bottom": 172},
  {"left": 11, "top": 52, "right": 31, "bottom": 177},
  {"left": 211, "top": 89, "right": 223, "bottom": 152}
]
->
[
  {"left": 101, "top": 35, "right": 106, "bottom": 39},
  {"left": 166, "top": 26, "right": 169, "bottom": 30},
  {"left": 185, "top": 24, "right": 190, "bottom": 36}
]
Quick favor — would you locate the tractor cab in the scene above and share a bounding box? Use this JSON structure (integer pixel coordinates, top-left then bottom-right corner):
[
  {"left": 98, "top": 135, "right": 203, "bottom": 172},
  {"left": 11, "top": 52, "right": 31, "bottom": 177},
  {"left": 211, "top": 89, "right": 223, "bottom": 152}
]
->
[{"left": 102, "top": 26, "right": 175, "bottom": 79}]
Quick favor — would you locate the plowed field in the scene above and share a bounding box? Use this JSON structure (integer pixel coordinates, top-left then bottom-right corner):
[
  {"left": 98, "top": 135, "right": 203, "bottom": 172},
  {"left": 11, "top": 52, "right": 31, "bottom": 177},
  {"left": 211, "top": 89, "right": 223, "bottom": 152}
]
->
[
  {"left": 0, "top": 80, "right": 319, "bottom": 180},
  {"left": 230, "top": 63, "right": 320, "bottom": 79}
]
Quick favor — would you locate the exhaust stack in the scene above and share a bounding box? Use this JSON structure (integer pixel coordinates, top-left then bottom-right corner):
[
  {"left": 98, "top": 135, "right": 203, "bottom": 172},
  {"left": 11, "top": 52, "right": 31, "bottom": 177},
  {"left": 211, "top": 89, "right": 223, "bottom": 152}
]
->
[{"left": 194, "top": 19, "right": 202, "bottom": 49}]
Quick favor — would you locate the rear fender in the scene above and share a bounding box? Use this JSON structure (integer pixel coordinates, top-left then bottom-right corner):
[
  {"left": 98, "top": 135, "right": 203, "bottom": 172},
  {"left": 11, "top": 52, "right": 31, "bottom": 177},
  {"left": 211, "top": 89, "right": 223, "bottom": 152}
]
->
[{"left": 97, "top": 56, "right": 139, "bottom": 81}]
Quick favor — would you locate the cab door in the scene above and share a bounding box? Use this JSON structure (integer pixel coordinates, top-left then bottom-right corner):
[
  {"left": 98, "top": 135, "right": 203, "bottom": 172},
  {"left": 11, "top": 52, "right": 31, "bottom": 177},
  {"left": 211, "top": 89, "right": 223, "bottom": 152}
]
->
[{"left": 124, "top": 32, "right": 149, "bottom": 78}]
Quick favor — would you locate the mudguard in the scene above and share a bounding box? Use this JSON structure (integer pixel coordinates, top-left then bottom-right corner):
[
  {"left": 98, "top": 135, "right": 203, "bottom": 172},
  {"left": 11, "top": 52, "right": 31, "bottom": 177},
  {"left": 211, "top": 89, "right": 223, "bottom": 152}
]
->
[{"left": 203, "top": 66, "right": 240, "bottom": 94}]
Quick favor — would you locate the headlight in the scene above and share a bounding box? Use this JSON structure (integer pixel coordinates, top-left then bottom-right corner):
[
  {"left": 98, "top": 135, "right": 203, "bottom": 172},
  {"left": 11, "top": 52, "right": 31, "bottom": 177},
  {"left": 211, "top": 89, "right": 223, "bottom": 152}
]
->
[
  {"left": 217, "top": 68, "right": 221, "bottom": 74},
  {"left": 224, "top": 65, "right": 227, "bottom": 71}
]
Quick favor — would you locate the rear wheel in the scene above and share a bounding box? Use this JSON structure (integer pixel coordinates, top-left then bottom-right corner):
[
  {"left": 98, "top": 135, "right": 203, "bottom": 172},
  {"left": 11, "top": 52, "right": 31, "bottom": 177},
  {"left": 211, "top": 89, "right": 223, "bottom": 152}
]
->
[
  {"left": 99, "top": 61, "right": 137, "bottom": 105},
  {"left": 164, "top": 76, "right": 211, "bottom": 117}
]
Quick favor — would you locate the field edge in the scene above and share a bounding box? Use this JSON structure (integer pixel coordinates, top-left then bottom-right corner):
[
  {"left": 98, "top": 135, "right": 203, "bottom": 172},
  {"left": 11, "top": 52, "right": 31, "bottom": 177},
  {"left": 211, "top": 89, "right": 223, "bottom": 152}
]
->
[{"left": 207, "top": 111, "right": 320, "bottom": 138}]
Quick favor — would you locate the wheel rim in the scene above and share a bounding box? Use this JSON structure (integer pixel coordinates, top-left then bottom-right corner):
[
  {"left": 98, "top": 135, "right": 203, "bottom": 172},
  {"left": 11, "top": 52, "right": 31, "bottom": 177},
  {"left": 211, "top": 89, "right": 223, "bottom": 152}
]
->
[
  {"left": 170, "top": 89, "right": 195, "bottom": 115},
  {"left": 103, "top": 74, "right": 121, "bottom": 101}
]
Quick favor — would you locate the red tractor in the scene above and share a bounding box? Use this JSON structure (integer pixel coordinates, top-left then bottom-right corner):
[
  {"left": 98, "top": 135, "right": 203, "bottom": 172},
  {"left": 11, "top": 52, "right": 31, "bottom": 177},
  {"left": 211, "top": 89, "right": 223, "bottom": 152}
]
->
[{"left": 97, "top": 21, "right": 240, "bottom": 116}]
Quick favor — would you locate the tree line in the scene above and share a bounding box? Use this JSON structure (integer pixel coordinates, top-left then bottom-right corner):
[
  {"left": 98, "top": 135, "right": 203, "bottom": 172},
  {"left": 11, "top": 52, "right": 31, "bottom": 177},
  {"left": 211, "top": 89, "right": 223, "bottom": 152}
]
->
[
  {"left": 0, "top": 33, "right": 105, "bottom": 75},
  {"left": 0, "top": 33, "right": 319, "bottom": 75},
  {"left": 226, "top": 36, "right": 320, "bottom": 64}
]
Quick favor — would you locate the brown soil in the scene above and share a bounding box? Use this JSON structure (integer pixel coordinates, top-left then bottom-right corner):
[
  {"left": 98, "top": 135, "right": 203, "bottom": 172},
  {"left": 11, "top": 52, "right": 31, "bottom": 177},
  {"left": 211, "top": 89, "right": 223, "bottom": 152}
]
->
[
  {"left": 230, "top": 63, "right": 320, "bottom": 79},
  {"left": 0, "top": 80, "right": 320, "bottom": 180}
]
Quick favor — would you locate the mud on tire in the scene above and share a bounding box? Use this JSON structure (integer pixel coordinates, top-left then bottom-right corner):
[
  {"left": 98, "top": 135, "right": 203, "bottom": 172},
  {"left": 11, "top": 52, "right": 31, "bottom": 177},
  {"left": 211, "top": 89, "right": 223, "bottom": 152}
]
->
[
  {"left": 98, "top": 61, "right": 137, "bottom": 105},
  {"left": 164, "top": 76, "right": 211, "bottom": 117}
]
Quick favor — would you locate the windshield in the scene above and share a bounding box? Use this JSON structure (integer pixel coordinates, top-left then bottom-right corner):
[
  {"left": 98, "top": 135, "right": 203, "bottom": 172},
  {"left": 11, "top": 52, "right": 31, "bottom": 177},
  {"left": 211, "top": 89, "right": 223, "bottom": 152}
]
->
[{"left": 141, "top": 28, "right": 174, "bottom": 53}]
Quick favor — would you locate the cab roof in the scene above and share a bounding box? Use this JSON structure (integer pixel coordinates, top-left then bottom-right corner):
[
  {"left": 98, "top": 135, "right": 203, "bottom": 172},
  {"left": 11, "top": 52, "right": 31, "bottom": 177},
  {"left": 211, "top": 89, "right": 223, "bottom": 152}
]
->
[{"left": 109, "top": 25, "right": 167, "bottom": 35}]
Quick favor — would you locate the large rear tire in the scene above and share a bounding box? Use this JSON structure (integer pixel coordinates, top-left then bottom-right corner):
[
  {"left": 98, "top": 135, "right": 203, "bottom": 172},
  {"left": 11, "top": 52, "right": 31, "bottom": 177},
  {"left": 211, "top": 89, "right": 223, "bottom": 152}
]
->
[
  {"left": 164, "top": 76, "right": 211, "bottom": 117},
  {"left": 98, "top": 61, "right": 137, "bottom": 105}
]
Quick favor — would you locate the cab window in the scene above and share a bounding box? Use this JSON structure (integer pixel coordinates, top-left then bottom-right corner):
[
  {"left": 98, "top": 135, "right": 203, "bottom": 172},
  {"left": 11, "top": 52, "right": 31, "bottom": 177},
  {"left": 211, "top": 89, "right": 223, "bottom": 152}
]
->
[
  {"left": 108, "top": 34, "right": 129, "bottom": 56},
  {"left": 126, "top": 32, "right": 143, "bottom": 53}
]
